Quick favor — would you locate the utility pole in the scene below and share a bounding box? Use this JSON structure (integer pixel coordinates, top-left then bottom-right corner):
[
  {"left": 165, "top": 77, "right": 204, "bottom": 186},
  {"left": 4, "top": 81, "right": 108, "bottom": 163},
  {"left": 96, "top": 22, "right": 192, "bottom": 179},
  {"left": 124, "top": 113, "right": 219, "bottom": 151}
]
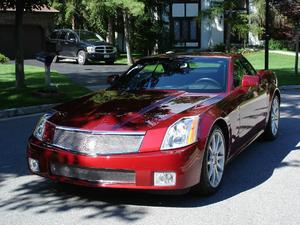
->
[{"left": 265, "top": 0, "right": 270, "bottom": 70}]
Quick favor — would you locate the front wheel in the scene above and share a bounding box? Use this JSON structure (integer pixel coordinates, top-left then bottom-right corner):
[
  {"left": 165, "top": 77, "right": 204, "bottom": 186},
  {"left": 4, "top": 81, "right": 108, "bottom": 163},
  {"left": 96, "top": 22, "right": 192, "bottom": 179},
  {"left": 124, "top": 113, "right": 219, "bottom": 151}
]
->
[
  {"left": 263, "top": 95, "right": 280, "bottom": 140},
  {"left": 193, "top": 125, "right": 226, "bottom": 195},
  {"left": 77, "top": 50, "right": 87, "bottom": 65}
]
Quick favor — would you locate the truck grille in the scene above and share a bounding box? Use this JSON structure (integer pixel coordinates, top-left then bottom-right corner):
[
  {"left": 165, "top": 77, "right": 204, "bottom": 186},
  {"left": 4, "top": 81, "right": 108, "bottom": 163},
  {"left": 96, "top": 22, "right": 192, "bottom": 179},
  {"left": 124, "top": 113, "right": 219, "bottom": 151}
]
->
[
  {"left": 50, "top": 163, "right": 135, "bottom": 183},
  {"left": 51, "top": 126, "right": 144, "bottom": 156},
  {"left": 95, "top": 46, "right": 115, "bottom": 53}
]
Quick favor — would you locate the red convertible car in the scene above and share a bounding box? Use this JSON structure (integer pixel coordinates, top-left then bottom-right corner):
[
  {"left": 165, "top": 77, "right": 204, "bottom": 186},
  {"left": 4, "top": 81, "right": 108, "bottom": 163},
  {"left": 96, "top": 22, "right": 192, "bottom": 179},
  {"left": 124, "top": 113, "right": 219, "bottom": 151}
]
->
[{"left": 27, "top": 53, "right": 280, "bottom": 195}]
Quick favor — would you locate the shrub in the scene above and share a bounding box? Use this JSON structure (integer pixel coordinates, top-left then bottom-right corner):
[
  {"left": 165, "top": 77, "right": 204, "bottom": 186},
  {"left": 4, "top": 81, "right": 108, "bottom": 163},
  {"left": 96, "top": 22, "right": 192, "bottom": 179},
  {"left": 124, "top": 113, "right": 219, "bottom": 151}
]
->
[
  {"left": 269, "top": 39, "right": 285, "bottom": 50},
  {"left": 212, "top": 43, "right": 226, "bottom": 52},
  {"left": 0, "top": 53, "right": 9, "bottom": 64}
]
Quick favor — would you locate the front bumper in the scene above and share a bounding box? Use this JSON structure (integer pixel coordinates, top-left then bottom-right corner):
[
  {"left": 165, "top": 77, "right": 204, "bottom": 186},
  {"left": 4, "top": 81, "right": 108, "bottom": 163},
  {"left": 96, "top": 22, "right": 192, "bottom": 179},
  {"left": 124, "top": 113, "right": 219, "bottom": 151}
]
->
[
  {"left": 27, "top": 137, "right": 203, "bottom": 190},
  {"left": 87, "top": 52, "right": 116, "bottom": 61}
]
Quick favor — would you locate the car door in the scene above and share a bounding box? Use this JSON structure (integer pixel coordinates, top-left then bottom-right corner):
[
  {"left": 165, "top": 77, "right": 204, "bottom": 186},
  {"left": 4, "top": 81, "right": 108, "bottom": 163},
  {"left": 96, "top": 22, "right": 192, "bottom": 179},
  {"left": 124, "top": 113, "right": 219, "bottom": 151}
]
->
[
  {"left": 64, "top": 32, "right": 78, "bottom": 57},
  {"left": 57, "top": 30, "right": 68, "bottom": 56},
  {"left": 232, "top": 57, "right": 269, "bottom": 151}
]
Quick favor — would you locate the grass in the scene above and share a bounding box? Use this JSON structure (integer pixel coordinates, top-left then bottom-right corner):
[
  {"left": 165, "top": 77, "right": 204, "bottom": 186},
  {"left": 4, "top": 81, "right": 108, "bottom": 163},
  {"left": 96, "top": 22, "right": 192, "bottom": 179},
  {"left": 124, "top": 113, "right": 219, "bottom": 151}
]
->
[
  {"left": 115, "top": 53, "right": 142, "bottom": 65},
  {"left": 0, "top": 64, "right": 90, "bottom": 110},
  {"left": 245, "top": 51, "right": 300, "bottom": 86}
]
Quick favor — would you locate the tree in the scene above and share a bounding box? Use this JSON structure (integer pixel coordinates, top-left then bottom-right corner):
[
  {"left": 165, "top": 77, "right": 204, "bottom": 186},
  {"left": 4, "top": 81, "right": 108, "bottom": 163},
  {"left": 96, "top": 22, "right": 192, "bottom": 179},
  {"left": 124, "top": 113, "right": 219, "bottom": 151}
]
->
[
  {"left": 271, "top": 0, "right": 300, "bottom": 75},
  {"left": 0, "top": 0, "right": 49, "bottom": 89},
  {"left": 105, "top": 0, "right": 145, "bottom": 64}
]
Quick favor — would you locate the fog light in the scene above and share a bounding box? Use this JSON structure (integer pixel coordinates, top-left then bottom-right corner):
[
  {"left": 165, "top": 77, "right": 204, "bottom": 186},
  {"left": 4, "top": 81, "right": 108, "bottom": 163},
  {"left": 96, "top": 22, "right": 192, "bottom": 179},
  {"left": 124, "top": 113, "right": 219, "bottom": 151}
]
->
[
  {"left": 154, "top": 172, "right": 176, "bottom": 186},
  {"left": 28, "top": 158, "right": 39, "bottom": 173}
]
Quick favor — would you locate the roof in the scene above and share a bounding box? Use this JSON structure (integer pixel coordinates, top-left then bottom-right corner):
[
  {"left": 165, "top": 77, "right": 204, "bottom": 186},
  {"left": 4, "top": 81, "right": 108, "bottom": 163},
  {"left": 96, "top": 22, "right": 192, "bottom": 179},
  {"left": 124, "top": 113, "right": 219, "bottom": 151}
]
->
[
  {"left": 0, "top": 6, "right": 59, "bottom": 13},
  {"left": 137, "top": 52, "right": 241, "bottom": 62}
]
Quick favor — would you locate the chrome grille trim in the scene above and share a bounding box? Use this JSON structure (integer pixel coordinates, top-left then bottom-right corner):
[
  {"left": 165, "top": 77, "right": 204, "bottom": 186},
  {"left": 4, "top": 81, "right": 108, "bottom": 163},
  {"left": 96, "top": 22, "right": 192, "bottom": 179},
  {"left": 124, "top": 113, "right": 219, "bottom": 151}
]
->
[
  {"left": 95, "top": 45, "right": 115, "bottom": 53},
  {"left": 50, "top": 163, "right": 136, "bottom": 184},
  {"left": 51, "top": 126, "right": 145, "bottom": 156}
]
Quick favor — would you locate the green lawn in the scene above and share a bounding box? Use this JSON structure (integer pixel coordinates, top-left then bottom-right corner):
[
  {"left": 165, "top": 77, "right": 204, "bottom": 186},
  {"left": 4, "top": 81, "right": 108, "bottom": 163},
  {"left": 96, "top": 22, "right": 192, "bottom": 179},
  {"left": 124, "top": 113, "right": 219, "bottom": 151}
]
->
[
  {"left": 115, "top": 53, "right": 142, "bottom": 65},
  {"left": 245, "top": 51, "right": 300, "bottom": 86},
  {"left": 0, "top": 64, "right": 90, "bottom": 110}
]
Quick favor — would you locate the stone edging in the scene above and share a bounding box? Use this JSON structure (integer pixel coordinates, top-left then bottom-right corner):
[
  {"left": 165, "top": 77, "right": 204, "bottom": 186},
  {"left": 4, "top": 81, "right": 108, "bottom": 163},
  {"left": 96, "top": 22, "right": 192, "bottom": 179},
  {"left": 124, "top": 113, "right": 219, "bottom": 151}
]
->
[{"left": 0, "top": 103, "right": 58, "bottom": 119}]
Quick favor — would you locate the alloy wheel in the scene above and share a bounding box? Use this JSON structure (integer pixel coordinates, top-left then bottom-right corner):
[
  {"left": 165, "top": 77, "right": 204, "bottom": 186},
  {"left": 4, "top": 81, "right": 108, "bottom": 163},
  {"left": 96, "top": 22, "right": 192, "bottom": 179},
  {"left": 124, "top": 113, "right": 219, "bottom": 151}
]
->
[{"left": 206, "top": 129, "right": 225, "bottom": 188}]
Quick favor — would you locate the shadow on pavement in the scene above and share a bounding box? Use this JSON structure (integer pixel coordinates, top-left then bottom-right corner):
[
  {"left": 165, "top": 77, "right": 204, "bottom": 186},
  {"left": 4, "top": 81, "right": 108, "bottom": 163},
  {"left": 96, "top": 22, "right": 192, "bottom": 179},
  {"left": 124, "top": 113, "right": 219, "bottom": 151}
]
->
[{"left": 0, "top": 92, "right": 299, "bottom": 221}]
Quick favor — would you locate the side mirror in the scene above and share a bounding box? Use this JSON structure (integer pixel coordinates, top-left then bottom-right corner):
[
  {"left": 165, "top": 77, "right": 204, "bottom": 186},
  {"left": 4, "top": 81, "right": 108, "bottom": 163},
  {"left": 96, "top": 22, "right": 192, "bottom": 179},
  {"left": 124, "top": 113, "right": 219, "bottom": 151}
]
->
[
  {"left": 107, "top": 74, "right": 119, "bottom": 85},
  {"left": 257, "top": 69, "right": 266, "bottom": 76},
  {"left": 69, "top": 38, "right": 77, "bottom": 43},
  {"left": 242, "top": 75, "right": 260, "bottom": 88}
]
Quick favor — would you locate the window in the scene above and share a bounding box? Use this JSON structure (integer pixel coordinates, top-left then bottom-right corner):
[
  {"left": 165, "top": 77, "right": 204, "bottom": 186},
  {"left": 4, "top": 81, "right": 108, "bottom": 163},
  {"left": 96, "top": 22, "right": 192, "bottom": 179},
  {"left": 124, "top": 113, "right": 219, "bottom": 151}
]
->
[
  {"left": 240, "top": 57, "right": 256, "bottom": 75},
  {"left": 233, "top": 59, "right": 248, "bottom": 87},
  {"left": 172, "top": 2, "right": 199, "bottom": 48},
  {"left": 112, "top": 58, "right": 228, "bottom": 93},
  {"left": 59, "top": 31, "right": 67, "bottom": 40},
  {"left": 67, "top": 32, "right": 76, "bottom": 41},
  {"left": 50, "top": 31, "right": 59, "bottom": 40}
]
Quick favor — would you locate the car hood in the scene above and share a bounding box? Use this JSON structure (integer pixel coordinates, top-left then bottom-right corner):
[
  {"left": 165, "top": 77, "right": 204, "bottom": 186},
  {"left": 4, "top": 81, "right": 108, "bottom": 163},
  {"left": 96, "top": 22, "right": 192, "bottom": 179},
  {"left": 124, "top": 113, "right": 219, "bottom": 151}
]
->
[
  {"left": 82, "top": 40, "right": 112, "bottom": 46},
  {"left": 51, "top": 90, "right": 223, "bottom": 132}
]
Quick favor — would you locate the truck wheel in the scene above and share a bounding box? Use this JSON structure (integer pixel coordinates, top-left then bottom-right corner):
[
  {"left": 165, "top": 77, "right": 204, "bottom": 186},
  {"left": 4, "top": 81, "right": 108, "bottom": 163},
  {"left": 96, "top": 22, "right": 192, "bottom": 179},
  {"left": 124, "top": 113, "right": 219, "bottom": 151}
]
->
[{"left": 77, "top": 50, "right": 87, "bottom": 65}]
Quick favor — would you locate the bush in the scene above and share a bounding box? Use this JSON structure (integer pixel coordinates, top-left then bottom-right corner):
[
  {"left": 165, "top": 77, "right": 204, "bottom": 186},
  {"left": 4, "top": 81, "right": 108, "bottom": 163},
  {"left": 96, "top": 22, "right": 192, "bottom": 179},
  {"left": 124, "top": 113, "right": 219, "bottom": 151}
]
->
[
  {"left": 212, "top": 43, "right": 226, "bottom": 52},
  {"left": 0, "top": 53, "right": 9, "bottom": 64},
  {"left": 269, "top": 39, "right": 285, "bottom": 50}
]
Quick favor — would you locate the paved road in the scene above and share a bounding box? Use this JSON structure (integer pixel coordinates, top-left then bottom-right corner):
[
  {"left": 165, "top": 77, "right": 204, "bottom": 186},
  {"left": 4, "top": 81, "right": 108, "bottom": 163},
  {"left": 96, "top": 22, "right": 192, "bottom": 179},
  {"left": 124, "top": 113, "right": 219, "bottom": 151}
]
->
[
  {"left": 0, "top": 90, "right": 299, "bottom": 225},
  {"left": 24, "top": 59, "right": 129, "bottom": 91}
]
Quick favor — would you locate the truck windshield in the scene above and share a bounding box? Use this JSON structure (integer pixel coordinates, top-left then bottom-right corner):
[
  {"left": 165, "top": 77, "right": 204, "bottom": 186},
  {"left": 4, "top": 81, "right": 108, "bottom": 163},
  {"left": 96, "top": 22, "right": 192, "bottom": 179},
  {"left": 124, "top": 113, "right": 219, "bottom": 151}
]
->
[
  {"left": 77, "top": 30, "right": 104, "bottom": 42},
  {"left": 110, "top": 57, "right": 228, "bottom": 93}
]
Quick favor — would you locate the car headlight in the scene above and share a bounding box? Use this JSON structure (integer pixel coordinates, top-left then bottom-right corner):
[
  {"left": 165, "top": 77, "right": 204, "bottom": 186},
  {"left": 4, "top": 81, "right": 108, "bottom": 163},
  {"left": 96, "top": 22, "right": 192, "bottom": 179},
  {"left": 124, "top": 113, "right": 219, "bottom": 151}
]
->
[
  {"left": 86, "top": 46, "right": 96, "bottom": 53},
  {"left": 161, "top": 116, "right": 199, "bottom": 150},
  {"left": 33, "top": 113, "right": 52, "bottom": 141}
]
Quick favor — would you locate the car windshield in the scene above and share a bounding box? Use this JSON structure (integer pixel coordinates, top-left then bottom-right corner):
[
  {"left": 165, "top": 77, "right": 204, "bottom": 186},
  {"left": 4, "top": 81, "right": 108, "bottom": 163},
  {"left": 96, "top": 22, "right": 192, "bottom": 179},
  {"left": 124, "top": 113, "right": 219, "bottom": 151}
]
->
[
  {"left": 110, "top": 57, "right": 228, "bottom": 93},
  {"left": 77, "top": 30, "right": 104, "bottom": 42}
]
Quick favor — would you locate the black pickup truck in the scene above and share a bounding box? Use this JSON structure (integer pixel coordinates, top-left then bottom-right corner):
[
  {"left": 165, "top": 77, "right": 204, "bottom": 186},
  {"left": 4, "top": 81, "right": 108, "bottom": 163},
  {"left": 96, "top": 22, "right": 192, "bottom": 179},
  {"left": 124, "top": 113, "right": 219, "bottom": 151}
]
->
[{"left": 48, "top": 29, "right": 117, "bottom": 65}]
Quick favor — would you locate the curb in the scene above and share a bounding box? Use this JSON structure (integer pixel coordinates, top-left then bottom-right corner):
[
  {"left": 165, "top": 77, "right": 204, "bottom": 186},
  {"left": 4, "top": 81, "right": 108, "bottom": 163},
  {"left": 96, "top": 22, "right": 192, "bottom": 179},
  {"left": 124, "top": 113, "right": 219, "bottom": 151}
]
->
[
  {"left": 0, "top": 103, "right": 58, "bottom": 119},
  {"left": 280, "top": 85, "right": 300, "bottom": 91}
]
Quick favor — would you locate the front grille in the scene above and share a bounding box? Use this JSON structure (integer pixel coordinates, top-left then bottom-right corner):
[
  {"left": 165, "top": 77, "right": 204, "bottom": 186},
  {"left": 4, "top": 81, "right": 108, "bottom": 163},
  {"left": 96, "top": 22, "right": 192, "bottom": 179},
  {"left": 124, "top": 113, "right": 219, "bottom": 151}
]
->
[
  {"left": 50, "top": 163, "right": 135, "bottom": 183},
  {"left": 51, "top": 126, "right": 144, "bottom": 156},
  {"left": 95, "top": 46, "right": 115, "bottom": 53}
]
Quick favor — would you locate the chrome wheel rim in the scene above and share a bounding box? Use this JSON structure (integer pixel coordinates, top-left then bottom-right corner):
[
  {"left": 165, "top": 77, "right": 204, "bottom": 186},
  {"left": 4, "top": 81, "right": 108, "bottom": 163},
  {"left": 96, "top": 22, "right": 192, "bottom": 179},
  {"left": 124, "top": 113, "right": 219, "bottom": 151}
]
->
[
  {"left": 78, "top": 52, "right": 85, "bottom": 64},
  {"left": 271, "top": 97, "right": 280, "bottom": 136},
  {"left": 207, "top": 130, "right": 225, "bottom": 188}
]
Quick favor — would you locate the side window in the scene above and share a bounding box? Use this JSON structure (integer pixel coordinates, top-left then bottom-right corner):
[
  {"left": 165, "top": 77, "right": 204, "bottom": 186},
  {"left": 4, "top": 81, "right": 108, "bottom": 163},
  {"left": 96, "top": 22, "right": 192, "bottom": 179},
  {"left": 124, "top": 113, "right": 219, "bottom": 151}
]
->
[
  {"left": 50, "top": 31, "right": 59, "bottom": 40},
  {"left": 233, "top": 59, "right": 247, "bottom": 87},
  {"left": 59, "top": 31, "right": 67, "bottom": 40},
  {"left": 67, "top": 32, "right": 76, "bottom": 41},
  {"left": 240, "top": 57, "right": 256, "bottom": 75}
]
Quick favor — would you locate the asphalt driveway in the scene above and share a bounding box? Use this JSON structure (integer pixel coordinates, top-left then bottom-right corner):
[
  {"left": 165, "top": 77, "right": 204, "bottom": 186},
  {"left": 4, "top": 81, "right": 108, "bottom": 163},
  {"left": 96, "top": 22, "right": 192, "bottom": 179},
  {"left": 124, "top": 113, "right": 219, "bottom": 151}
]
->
[
  {"left": 0, "top": 90, "right": 299, "bottom": 225},
  {"left": 25, "top": 59, "right": 129, "bottom": 91}
]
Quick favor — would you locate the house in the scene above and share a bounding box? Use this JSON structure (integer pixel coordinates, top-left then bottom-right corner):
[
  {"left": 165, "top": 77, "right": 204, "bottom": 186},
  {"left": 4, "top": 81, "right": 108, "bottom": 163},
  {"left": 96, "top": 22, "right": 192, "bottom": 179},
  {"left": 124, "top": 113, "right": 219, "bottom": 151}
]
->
[
  {"left": 161, "top": 0, "right": 259, "bottom": 50},
  {"left": 0, "top": 6, "right": 58, "bottom": 59}
]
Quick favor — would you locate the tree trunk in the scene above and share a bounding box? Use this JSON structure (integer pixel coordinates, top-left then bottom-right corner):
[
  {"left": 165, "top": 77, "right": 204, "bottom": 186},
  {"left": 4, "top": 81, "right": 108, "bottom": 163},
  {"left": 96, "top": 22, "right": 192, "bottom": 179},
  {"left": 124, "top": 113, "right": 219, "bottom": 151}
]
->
[
  {"left": 107, "top": 17, "right": 115, "bottom": 45},
  {"left": 225, "top": 9, "right": 232, "bottom": 53},
  {"left": 71, "top": 15, "right": 76, "bottom": 30},
  {"left": 123, "top": 9, "right": 133, "bottom": 65},
  {"left": 15, "top": 0, "right": 25, "bottom": 89},
  {"left": 295, "top": 27, "right": 299, "bottom": 76}
]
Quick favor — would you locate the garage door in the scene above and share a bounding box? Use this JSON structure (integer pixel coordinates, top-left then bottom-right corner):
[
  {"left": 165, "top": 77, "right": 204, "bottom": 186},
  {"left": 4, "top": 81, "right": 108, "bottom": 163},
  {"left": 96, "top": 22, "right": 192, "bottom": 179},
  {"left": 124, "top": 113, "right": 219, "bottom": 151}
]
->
[{"left": 0, "top": 25, "right": 44, "bottom": 59}]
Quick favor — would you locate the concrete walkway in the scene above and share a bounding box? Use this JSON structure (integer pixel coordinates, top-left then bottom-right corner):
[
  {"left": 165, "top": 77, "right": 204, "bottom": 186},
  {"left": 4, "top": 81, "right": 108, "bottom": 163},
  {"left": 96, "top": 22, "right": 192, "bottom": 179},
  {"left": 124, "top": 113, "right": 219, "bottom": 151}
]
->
[{"left": 270, "top": 50, "right": 297, "bottom": 56}]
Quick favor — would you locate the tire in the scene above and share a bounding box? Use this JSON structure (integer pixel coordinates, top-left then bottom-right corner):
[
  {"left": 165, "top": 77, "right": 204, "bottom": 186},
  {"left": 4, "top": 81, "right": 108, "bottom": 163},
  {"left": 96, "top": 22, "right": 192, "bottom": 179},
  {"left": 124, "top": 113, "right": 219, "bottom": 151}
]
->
[
  {"left": 193, "top": 125, "right": 226, "bottom": 195},
  {"left": 77, "top": 50, "right": 87, "bottom": 65},
  {"left": 262, "top": 95, "right": 280, "bottom": 141},
  {"left": 105, "top": 60, "right": 115, "bottom": 65}
]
